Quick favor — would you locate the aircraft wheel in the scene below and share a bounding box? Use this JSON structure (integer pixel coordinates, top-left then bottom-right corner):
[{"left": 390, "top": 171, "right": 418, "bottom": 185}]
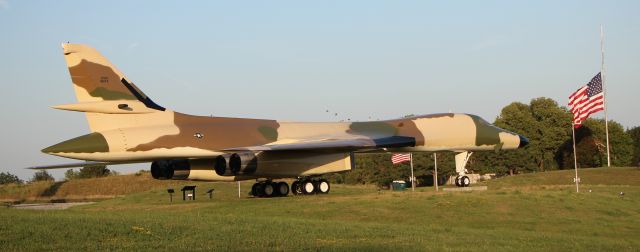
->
[
  {"left": 461, "top": 176, "right": 471, "bottom": 187},
  {"left": 262, "top": 182, "right": 275, "bottom": 197},
  {"left": 291, "top": 181, "right": 299, "bottom": 195},
  {"left": 294, "top": 181, "right": 304, "bottom": 195},
  {"left": 271, "top": 182, "right": 282, "bottom": 197},
  {"left": 302, "top": 180, "right": 315, "bottom": 194},
  {"left": 276, "top": 182, "right": 289, "bottom": 196},
  {"left": 251, "top": 183, "right": 261, "bottom": 197},
  {"left": 317, "top": 179, "right": 330, "bottom": 194},
  {"left": 455, "top": 176, "right": 461, "bottom": 187}
]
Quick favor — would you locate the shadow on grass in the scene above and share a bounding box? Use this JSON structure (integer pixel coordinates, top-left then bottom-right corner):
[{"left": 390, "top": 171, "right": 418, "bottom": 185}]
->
[{"left": 40, "top": 181, "right": 67, "bottom": 198}]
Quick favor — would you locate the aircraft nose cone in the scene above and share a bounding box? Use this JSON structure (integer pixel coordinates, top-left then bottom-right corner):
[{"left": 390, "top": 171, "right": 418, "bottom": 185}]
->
[
  {"left": 42, "top": 132, "right": 109, "bottom": 154},
  {"left": 518, "top": 135, "right": 529, "bottom": 148}
]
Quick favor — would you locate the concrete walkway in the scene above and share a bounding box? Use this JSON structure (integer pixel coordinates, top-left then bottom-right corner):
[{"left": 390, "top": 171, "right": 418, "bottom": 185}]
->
[
  {"left": 442, "top": 186, "right": 488, "bottom": 192},
  {"left": 10, "top": 202, "right": 95, "bottom": 210}
]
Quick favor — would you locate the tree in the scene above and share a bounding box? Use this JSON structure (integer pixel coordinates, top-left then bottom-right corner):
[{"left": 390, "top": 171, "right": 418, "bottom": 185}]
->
[
  {"left": 557, "top": 119, "right": 633, "bottom": 168},
  {"left": 30, "top": 170, "right": 54, "bottom": 182},
  {"left": 474, "top": 98, "right": 569, "bottom": 174},
  {"left": 77, "top": 165, "right": 111, "bottom": 179},
  {"left": 581, "top": 119, "right": 632, "bottom": 167},
  {"left": 597, "top": 120, "right": 632, "bottom": 166},
  {"left": 627, "top": 126, "right": 640, "bottom": 166},
  {"left": 64, "top": 169, "right": 80, "bottom": 180},
  {"left": 528, "top": 98, "right": 573, "bottom": 170},
  {"left": 0, "top": 172, "right": 23, "bottom": 185},
  {"left": 489, "top": 101, "right": 539, "bottom": 173},
  {"left": 64, "top": 166, "right": 111, "bottom": 180}
]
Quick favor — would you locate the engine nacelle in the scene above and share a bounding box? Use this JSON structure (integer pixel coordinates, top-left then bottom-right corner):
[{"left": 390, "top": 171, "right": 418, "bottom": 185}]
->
[
  {"left": 150, "top": 152, "right": 352, "bottom": 181},
  {"left": 214, "top": 152, "right": 258, "bottom": 176},
  {"left": 213, "top": 155, "right": 232, "bottom": 176},
  {"left": 150, "top": 159, "right": 190, "bottom": 180},
  {"left": 230, "top": 152, "right": 258, "bottom": 175}
]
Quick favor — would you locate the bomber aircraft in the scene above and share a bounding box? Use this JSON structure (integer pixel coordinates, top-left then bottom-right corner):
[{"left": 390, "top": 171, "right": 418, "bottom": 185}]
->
[{"left": 31, "top": 43, "right": 529, "bottom": 197}]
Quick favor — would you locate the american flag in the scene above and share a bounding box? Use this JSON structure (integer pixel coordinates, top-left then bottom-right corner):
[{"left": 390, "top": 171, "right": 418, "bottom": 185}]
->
[
  {"left": 568, "top": 72, "right": 605, "bottom": 128},
  {"left": 391, "top": 153, "right": 411, "bottom": 165}
]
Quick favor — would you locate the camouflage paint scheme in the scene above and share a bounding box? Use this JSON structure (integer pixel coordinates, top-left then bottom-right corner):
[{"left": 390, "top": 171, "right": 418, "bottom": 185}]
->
[{"left": 38, "top": 44, "right": 528, "bottom": 181}]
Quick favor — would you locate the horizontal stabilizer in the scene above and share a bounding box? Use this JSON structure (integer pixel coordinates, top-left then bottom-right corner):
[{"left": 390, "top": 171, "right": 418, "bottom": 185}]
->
[
  {"left": 27, "top": 161, "right": 144, "bottom": 170},
  {"left": 52, "top": 101, "right": 158, "bottom": 114}
]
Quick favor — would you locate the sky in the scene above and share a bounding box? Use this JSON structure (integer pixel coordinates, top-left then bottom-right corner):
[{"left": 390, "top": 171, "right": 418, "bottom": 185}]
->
[{"left": 1, "top": 1, "right": 639, "bottom": 180}]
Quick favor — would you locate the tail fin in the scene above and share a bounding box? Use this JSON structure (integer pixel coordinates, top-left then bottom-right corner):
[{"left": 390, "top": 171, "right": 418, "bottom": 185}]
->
[
  {"left": 61, "top": 43, "right": 169, "bottom": 132},
  {"left": 62, "top": 43, "right": 164, "bottom": 110}
]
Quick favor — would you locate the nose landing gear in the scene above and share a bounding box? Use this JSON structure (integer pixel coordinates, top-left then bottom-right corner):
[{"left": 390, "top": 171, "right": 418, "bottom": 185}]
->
[
  {"left": 454, "top": 152, "right": 473, "bottom": 187},
  {"left": 454, "top": 175, "right": 471, "bottom": 187}
]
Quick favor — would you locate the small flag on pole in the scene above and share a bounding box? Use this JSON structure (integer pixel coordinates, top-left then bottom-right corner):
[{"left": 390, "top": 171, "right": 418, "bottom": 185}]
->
[
  {"left": 568, "top": 72, "right": 605, "bottom": 128},
  {"left": 391, "top": 153, "right": 411, "bottom": 165}
]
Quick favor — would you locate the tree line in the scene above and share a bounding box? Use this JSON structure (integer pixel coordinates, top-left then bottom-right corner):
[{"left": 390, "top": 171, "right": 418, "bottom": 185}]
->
[
  {"left": 2, "top": 97, "right": 638, "bottom": 187},
  {"left": 0, "top": 166, "right": 113, "bottom": 185}
]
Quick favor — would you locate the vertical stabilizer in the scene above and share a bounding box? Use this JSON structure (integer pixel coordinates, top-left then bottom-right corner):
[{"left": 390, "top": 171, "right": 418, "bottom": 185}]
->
[{"left": 60, "top": 43, "right": 169, "bottom": 132}]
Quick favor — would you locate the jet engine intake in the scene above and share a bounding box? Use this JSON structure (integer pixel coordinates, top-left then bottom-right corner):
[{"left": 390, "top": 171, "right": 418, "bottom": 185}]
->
[{"left": 150, "top": 159, "right": 190, "bottom": 180}]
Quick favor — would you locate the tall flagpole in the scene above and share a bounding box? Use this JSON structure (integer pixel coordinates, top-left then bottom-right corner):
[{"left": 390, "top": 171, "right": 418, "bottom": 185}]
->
[
  {"left": 572, "top": 123, "right": 580, "bottom": 193},
  {"left": 601, "top": 25, "right": 611, "bottom": 167}
]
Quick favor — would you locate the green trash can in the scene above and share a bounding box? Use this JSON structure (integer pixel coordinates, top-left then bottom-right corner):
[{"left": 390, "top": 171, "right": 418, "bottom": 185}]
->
[{"left": 392, "top": 180, "right": 407, "bottom": 191}]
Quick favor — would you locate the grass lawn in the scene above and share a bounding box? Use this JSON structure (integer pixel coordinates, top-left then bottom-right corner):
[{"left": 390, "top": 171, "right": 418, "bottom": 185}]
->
[{"left": 1, "top": 167, "right": 639, "bottom": 251}]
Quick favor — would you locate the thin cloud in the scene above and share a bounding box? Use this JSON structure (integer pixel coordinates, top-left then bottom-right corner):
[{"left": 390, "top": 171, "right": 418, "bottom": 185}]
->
[{"left": 128, "top": 42, "right": 139, "bottom": 50}]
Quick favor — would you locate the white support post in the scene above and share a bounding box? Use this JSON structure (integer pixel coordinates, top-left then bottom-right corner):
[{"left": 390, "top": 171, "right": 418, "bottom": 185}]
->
[
  {"left": 434, "top": 153, "right": 439, "bottom": 192},
  {"left": 410, "top": 153, "right": 415, "bottom": 192},
  {"left": 237, "top": 181, "right": 241, "bottom": 198},
  {"left": 572, "top": 124, "right": 580, "bottom": 193}
]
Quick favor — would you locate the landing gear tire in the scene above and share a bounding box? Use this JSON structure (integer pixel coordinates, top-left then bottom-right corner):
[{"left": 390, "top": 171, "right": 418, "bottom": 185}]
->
[
  {"left": 455, "top": 175, "right": 471, "bottom": 187},
  {"left": 291, "top": 181, "right": 301, "bottom": 195},
  {"left": 302, "top": 180, "right": 315, "bottom": 194},
  {"left": 317, "top": 179, "right": 330, "bottom": 194},
  {"left": 276, "top": 182, "right": 289, "bottom": 196},
  {"left": 262, "top": 182, "right": 275, "bottom": 197},
  {"left": 461, "top": 176, "right": 471, "bottom": 187},
  {"left": 251, "top": 183, "right": 261, "bottom": 197}
]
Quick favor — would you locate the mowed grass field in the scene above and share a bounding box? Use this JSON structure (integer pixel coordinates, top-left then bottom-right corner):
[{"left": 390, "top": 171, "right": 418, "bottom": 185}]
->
[{"left": 1, "top": 168, "right": 639, "bottom": 251}]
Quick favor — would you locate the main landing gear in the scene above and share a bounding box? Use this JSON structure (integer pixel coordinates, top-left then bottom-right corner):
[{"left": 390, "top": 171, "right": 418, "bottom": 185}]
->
[
  {"left": 251, "top": 181, "right": 290, "bottom": 198},
  {"left": 291, "top": 178, "right": 330, "bottom": 195},
  {"left": 250, "top": 178, "right": 330, "bottom": 198}
]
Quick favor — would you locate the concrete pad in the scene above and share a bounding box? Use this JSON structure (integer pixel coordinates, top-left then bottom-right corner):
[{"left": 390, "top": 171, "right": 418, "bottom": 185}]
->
[{"left": 442, "top": 186, "right": 488, "bottom": 192}]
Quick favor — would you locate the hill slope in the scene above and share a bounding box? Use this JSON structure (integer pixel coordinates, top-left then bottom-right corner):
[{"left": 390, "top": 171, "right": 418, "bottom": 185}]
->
[
  {"left": 482, "top": 167, "right": 640, "bottom": 189},
  {"left": 0, "top": 172, "right": 216, "bottom": 203}
]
